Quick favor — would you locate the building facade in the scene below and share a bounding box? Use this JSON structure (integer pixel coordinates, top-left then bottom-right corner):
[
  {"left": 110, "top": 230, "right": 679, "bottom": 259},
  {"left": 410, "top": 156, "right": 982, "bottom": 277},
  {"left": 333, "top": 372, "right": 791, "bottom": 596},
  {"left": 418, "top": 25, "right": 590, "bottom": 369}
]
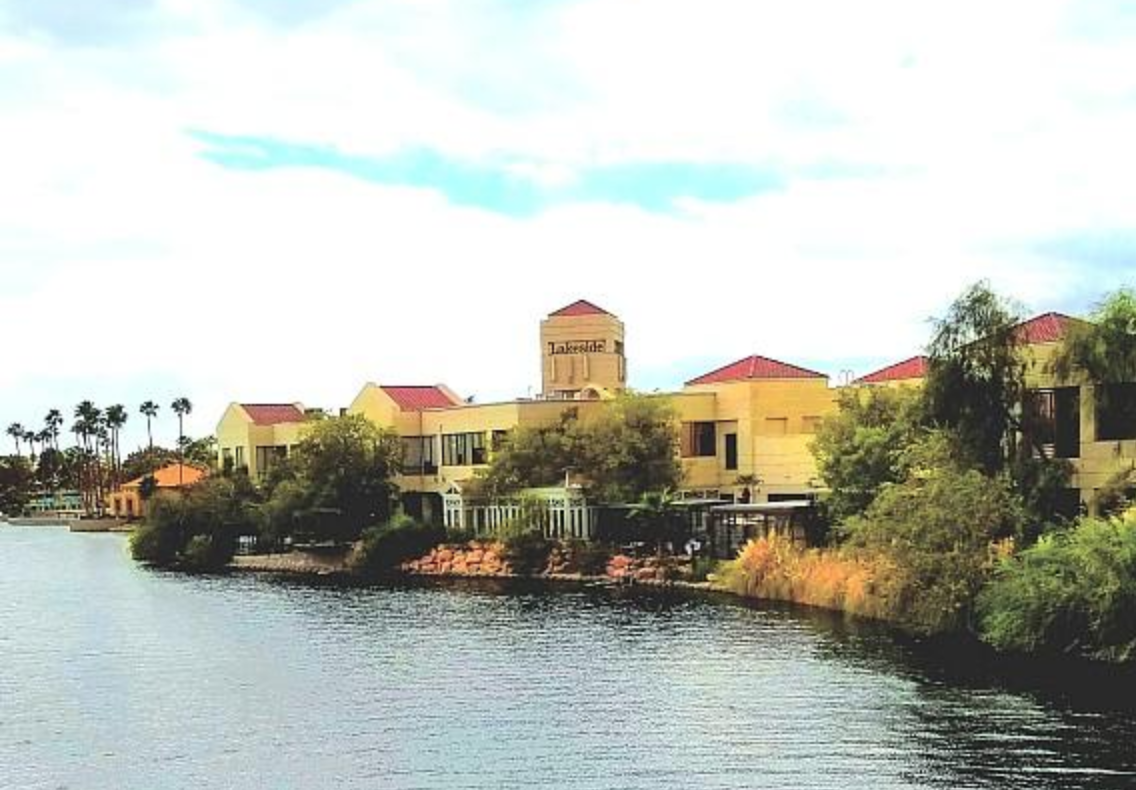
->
[{"left": 216, "top": 300, "right": 840, "bottom": 518}]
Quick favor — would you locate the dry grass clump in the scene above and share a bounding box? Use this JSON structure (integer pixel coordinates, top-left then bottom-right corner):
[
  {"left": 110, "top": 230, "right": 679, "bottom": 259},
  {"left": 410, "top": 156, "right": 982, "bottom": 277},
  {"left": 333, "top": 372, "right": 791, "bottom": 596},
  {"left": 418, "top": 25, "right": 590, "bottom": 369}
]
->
[{"left": 717, "top": 533, "right": 898, "bottom": 621}]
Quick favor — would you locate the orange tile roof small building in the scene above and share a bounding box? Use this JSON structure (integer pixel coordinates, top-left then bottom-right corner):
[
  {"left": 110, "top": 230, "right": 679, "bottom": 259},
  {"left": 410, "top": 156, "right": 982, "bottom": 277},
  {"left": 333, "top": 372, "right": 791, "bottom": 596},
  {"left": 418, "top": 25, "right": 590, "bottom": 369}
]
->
[{"left": 106, "top": 463, "right": 208, "bottom": 519}]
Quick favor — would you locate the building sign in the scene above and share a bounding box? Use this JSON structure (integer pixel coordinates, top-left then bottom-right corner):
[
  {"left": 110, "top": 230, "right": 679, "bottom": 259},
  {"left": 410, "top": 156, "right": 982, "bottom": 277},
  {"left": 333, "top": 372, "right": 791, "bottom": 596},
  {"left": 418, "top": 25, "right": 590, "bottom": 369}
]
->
[{"left": 548, "top": 340, "right": 607, "bottom": 355}]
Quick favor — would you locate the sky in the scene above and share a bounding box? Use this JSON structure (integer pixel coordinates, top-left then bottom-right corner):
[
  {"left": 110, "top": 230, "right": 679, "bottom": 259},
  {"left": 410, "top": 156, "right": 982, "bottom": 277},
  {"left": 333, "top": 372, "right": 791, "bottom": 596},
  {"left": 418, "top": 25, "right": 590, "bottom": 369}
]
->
[{"left": 3, "top": 0, "right": 1136, "bottom": 454}]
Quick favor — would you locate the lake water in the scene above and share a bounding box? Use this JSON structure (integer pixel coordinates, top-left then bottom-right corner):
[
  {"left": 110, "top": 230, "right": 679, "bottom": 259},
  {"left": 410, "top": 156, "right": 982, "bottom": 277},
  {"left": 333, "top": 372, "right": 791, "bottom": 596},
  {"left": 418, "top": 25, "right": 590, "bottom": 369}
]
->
[{"left": 2, "top": 525, "right": 1135, "bottom": 789}]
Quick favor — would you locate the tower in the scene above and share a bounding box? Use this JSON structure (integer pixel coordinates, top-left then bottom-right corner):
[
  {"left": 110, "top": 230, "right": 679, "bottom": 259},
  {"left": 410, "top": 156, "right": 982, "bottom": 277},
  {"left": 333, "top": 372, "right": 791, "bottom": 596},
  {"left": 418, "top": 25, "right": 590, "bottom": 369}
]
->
[{"left": 540, "top": 300, "right": 627, "bottom": 398}]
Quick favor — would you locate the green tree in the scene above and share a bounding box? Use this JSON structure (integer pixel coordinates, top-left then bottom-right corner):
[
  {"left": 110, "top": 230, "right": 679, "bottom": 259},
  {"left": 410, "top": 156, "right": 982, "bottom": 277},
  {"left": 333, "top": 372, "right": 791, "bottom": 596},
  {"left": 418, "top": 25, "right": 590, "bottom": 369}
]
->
[
  {"left": 121, "top": 446, "right": 177, "bottom": 483},
  {"left": 291, "top": 414, "right": 402, "bottom": 538},
  {"left": 924, "top": 282, "right": 1027, "bottom": 475},
  {"left": 171, "top": 397, "right": 192, "bottom": 486},
  {"left": 44, "top": 409, "right": 63, "bottom": 451},
  {"left": 925, "top": 282, "right": 1070, "bottom": 528},
  {"left": 482, "top": 393, "right": 682, "bottom": 504},
  {"left": 844, "top": 431, "right": 1022, "bottom": 635},
  {"left": 139, "top": 401, "right": 159, "bottom": 452},
  {"left": 481, "top": 411, "right": 579, "bottom": 494},
  {"left": 105, "top": 404, "right": 128, "bottom": 486},
  {"left": 978, "top": 513, "right": 1136, "bottom": 662},
  {"left": 131, "top": 476, "right": 258, "bottom": 570},
  {"left": 811, "top": 387, "right": 926, "bottom": 523},
  {"left": 1051, "top": 288, "right": 1136, "bottom": 384},
  {"left": 579, "top": 394, "right": 683, "bottom": 503},
  {"left": 0, "top": 456, "right": 34, "bottom": 514},
  {"left": 6, "top": 423, "right": 25, "bottom": 458}
]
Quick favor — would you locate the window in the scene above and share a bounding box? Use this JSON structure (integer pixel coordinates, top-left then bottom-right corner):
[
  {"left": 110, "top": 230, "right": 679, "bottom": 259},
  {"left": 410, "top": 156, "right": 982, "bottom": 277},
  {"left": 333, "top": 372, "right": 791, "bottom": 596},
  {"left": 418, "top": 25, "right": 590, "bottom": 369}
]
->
[
  {"left": 1097, "top": 383, "right": 1136, "bottom": 441},
  {"left": 764, "top": 417, "right": 788, "bottom": 436},
  {"left": 402, "top": 437, "right": 437, "bottom": 474},
  {"left": 681, "top": 422, "right": 716, "bottom": 457},
  {"left": 491, "top": 430, "right": 510, "bottom": 452},
  {"left": 724, "top": 433, "right": 738, "bottom": 470},
  {"left": 801, "top": 416, "right": 823, "bottom": 434},
  {"left": 234, "top": 446, "right": 245, "bottom": 469},
  {"left": 1024, "top": 387, "right": 1080, "bottom": 458},
  {"left": 442, "top": 432, "right": 488, "bottom": 466}
]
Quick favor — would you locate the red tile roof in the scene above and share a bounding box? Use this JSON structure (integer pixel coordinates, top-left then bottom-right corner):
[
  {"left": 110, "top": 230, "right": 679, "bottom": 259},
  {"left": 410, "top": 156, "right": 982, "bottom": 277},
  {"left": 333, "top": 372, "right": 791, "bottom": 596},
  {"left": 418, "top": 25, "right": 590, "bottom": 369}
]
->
[
  {"left": 241, "top": 404, "right": 305, "bottom": 425},
  {"left": 686, "top": 355, "right": 827, "bottom": 386},
  {"left": 549, "top": 299, "right": 610, "bottom": 318},
  {"left": 123, "top": 464, "right": 207, "bottom": 489},
  {"left": 855, "top": 356, "right": 929, "bottom": 384},
  {"left": 1013, "top": 312, "right": 1079, "bottom": 345},
  {"left": 381, "top": 386, "right": 460, "bottom": 411}
]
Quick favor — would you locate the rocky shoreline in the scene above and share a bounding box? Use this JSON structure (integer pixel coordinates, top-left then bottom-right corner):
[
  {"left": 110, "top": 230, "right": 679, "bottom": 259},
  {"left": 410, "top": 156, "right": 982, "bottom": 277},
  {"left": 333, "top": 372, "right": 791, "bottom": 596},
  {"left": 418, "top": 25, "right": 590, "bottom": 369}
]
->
[{"left": 228, "top": 539, "right": 717, "bottom": 593}]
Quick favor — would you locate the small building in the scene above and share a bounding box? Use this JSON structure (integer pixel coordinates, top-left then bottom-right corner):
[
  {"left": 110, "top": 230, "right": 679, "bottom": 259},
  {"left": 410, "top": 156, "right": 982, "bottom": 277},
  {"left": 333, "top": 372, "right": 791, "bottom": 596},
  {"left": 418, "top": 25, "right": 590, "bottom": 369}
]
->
[
  {"left": 216, "top": 403, "right": 308, "bottom": 482},
  {"left": 106, "top": 463, "right": 208, "bottom": 519}
]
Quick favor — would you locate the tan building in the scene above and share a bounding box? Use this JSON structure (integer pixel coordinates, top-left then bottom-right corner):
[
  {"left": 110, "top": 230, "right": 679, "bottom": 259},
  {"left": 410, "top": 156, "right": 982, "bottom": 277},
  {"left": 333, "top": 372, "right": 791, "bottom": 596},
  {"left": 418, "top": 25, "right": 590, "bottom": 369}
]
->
[
  {"left": 853, "top": 312, "right": 1136, "bottom": 513},
  {"left": 217, "top": 299, "right": 839, "bottom": 518},
  {"left": 540, "top": 300, "right": 627, "bottom": 398},
  {"left": 216, "top": 403, "right": 308, "bottom": 481}
]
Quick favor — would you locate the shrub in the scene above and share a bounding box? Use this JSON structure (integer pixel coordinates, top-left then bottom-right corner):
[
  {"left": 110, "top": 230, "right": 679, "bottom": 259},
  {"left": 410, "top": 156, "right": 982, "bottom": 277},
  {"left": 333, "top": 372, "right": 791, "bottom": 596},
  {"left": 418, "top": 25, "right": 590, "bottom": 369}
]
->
[
  {"left": 355, "top": 514, "right": 445, "bottom": 573},
  {"left": 562, "top": 539, "right": 612, "bottom": 575},
  {"left": 716, "top": 534, "right": 898, "bottom": 621},
  {"left": 129, "top": 478, "right": 252, "bottom": 570},
  {"left": 977, "top": 514, "right": 1136, "bottom": 662},
  {"left": 841, "top": 433, "right": 1022, "bottom": 634},
  {"left": 502, "top": 530, "right": 553, "bottom": 576}
]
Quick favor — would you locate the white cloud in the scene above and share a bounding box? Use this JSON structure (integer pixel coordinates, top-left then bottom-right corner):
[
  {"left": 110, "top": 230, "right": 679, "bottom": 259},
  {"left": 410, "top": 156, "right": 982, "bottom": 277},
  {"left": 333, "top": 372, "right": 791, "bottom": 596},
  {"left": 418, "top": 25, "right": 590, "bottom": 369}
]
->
[{"left": 2, "top": 0, "right": 1136, "bottom": 449}]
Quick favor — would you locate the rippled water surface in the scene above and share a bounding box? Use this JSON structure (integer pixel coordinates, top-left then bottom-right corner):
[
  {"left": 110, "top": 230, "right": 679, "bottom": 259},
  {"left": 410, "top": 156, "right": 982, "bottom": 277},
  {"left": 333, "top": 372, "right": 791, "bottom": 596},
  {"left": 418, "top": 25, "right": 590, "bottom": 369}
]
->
[{"left": 2, "top": 526, "right": 1136, "bottom": 789}]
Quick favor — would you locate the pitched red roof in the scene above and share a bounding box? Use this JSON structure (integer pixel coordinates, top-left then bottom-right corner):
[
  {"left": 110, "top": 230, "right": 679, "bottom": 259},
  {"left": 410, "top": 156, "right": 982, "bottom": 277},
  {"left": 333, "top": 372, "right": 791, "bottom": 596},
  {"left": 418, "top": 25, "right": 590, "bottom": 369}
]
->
[
  {"left": 549, "top": 299, "right": 610, "bottom": 318},
  {"left": 855, "top": 356, "right": 929, "bottom": 385},
  {"left": 1013, "top": 312, "right": 1079, "bottom": 345},
  {"left": 381, "top": 386, "right": 460, "bottom": 411},
  {"left": 686, "top": 355, "right": 827, "bottom": 386},
  {"left": 241, "top": 404, "right": 305, "bottom": 425}
]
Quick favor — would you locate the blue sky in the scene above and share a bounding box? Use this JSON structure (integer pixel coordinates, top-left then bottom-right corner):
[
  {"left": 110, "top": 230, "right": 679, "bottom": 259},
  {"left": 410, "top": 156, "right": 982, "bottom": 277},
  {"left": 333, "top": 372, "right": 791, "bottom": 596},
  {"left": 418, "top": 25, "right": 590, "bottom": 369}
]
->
[{"left": 2, "top": 0, "right": 1136, "bottom": 451}]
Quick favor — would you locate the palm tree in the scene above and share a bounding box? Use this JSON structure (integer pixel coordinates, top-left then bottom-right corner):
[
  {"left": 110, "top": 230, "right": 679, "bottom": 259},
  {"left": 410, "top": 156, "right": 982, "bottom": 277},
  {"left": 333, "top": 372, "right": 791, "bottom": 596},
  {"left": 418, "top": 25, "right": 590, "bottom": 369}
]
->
[
  {"left": 45, "top": 409, "right": 63, "bottom": 451},
  {"left": 140, "top": 401, "right": 159, "bottom": 453},
  {"left": 734, "top": 474, "right": 762, "bottom": 504},
  {"left": 7, "top": 422, "right": 25, "bottom": 457},
  {"left": 171, "top": 397, "right": 192, "bottom": 486},
  {"left": 105, "top": 404, "right": 128, "bottom": 487},
  {"left": 23, "top": 430, "right": 37, "bottom": 463},
  {"left": 73, "top": 401, "right": 101, "bottom": 514}
]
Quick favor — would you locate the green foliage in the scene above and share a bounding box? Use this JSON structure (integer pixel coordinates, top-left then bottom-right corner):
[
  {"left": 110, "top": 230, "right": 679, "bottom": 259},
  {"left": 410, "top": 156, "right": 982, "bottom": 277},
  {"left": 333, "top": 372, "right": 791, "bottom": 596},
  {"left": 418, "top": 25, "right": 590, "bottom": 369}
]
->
[
  {"left": 502, "top": 530, "right": 554, "bottom": 575},
  {"left": 259, "top": 478, "right": 309, "bottom": 547},
  {"left": 1095, "top": 466, "right": 1136, "bottom": 518},
  {"left": 129, "top": 477, "right": 259, "bottom": 570},
  {"left": 625, "top": 490, "right": 687, "bottom": 549},
  {"left": 482, "top": 393, "right": 682, "bottom": 504},
  {"left": 561, "top": 538, "right": 612, "bottom": 575},
  {"left": 811, "top": 387, "right": 926, "bottom": 523},
  {"left": 1052, "top": 289, "right": 1136, "bottom": 383},
  {"left": 843, "top": 432, "right": 1021, "bottom": 635},
  {"left": 291, "top": 415, "right": 402, "bottom": 538},
  {"left": 481, "top": 411, "right": 579, "bottom": 494},
  {"left": 583, "top": 394, "right": 683, "bottom": 503},
  {"left": 0, "top": 456, "right": 35, "bottom": 514},
  {"left": 354, "top": 514, "right": 445, "bottom": 573},
  {"left": 978, "top": 514, "right": 1136, "bottom": 662},
  {"left": 121, "top": 446, "right": 177, "bottom": 483},
  {"left": 924, "top": 281, "right": 1027, "bottom": 476}
]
